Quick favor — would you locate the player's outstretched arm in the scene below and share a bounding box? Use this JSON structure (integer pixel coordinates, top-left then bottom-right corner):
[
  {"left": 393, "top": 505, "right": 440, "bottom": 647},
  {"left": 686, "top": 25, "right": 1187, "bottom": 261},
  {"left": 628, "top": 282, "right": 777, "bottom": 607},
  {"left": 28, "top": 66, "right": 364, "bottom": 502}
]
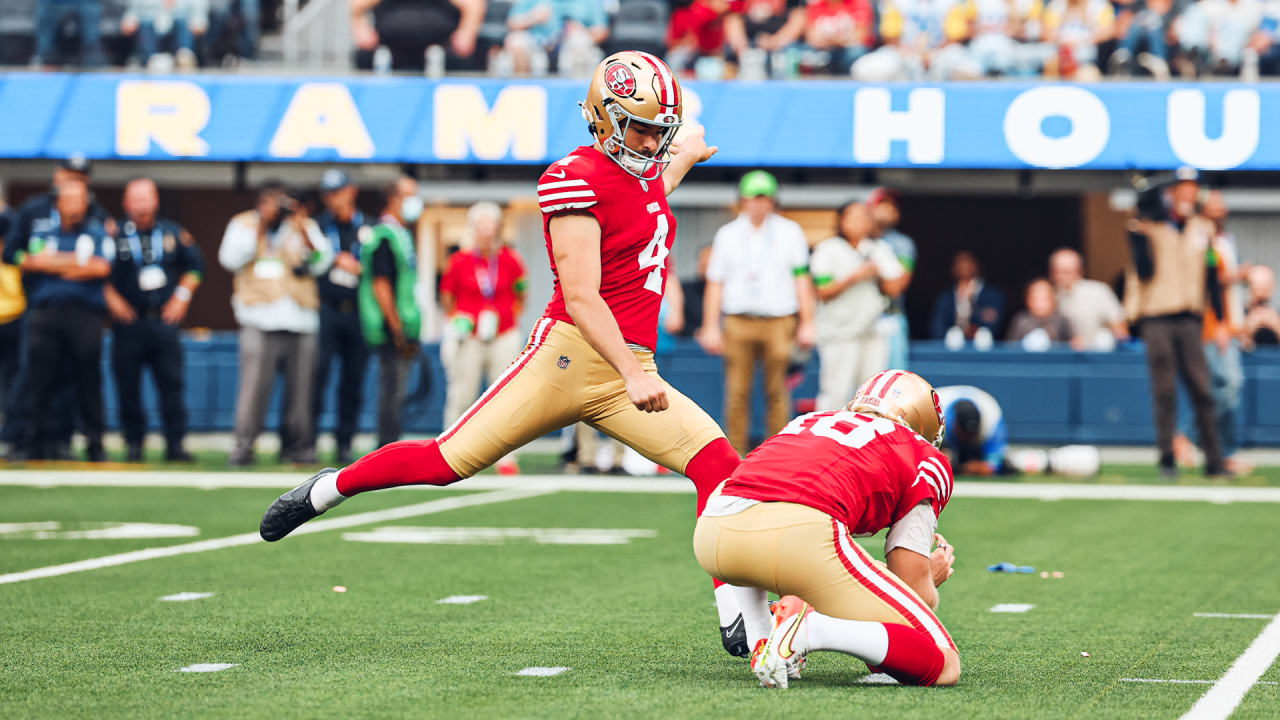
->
[
  {"left": 663, "top": 125, "right": 718, "bottom": 196},
  {"left": 550, "top": 213, "right": 669, "bottom": 413}
]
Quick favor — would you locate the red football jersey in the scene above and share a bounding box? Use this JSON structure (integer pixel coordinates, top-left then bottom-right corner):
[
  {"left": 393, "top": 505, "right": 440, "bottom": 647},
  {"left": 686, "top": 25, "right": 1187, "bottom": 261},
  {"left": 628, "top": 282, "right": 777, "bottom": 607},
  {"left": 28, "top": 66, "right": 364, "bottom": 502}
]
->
[
  {"left": 439, "top": 247, "right": 527, "bottom": 336},
  {"left": 537, "top": 145, "right": 677, "bottom": 351},
  {"left": 722, "top": 411, "right": 954, "bottom": 536}
]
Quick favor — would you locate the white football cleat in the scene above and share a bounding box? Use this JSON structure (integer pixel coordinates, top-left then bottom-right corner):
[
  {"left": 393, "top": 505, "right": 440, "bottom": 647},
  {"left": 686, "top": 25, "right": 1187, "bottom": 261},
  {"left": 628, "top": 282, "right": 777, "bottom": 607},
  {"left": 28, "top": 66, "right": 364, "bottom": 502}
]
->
[{"left": 750, "top": 595, "right": 812, "bottom": 689}]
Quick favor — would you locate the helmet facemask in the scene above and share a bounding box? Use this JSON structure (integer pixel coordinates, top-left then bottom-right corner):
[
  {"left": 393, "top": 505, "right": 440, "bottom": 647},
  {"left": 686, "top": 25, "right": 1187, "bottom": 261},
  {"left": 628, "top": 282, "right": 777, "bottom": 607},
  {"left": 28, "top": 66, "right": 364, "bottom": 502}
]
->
[{"left": 596, "top": 101, "right": 680, "bottom": 181}]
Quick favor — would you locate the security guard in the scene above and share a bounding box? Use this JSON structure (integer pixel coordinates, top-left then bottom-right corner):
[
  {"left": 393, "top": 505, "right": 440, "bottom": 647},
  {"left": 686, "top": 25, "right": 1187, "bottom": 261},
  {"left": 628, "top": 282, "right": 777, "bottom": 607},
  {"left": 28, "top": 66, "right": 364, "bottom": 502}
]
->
[
  {"left": 105, "top": 178, "right": 204, "bottom": 463},
  {"left": 2, "top": 154, "right": 113, "bottom": 459},
  {"left": 311, "top": 169, "right": 371, "bottom": 464},
  {"left": 1, "top": 178, "right": 113, "bottom": 462}
]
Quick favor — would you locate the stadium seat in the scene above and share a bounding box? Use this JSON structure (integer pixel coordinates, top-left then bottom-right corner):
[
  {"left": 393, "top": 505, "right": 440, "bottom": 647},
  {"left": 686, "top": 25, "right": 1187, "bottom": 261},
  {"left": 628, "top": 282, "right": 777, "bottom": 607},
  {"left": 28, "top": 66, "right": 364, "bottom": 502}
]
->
[
  {"left": 606, "top": 0, "right": 668, "bottom": 58},
  {"left": 478, "top": 0, "right": 513, "bottom": 55},
  {"left": 0, "top": 0, "right": 36, "bottom": 65}
]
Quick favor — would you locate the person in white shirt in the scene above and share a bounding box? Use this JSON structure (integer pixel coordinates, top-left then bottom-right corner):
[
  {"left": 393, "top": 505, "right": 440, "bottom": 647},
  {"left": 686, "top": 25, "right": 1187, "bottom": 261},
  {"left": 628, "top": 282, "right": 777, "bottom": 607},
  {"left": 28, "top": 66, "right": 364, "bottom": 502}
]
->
[
  {"left": 810, "top": 201, "right": 907, "bottom": 411},
  {"left": 218, "top": 182, "right": 333, "bottom": 465},
  {"left": 700, "top": 170, "right": 817, "bottom": 454},
  {"left": 1048, "top": 247, "right": 1127, "bottom": 351}
]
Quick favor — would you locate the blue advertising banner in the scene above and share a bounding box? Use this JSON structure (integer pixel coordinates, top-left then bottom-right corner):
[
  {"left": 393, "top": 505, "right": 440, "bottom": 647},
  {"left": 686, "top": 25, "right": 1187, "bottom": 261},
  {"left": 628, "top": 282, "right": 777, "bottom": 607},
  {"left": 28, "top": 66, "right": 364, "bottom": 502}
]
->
[{"left": 0, "top": 73, "right": 1274, "bottom": 170}]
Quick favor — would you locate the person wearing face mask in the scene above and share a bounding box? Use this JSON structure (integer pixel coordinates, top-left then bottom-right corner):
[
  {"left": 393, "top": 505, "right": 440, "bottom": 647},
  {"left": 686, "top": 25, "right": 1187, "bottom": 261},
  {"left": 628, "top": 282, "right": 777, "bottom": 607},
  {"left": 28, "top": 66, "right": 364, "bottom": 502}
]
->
[
  {"left": 218, "top": 181, "right": 333, "bottom": 466},
  {"left": 359, "top": 176, "right": 423, "bottom": 448}
]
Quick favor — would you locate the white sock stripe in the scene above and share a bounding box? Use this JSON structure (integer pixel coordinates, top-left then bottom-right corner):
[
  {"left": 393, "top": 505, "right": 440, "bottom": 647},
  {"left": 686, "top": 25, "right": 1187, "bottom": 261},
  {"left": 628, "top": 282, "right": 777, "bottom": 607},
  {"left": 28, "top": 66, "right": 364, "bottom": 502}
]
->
[
  {"left": 439, "top": 318, "right": 552, "bottom": 441},
  {"left": 536, "top": 179, "right": 588, "bottom": 191},
  {"left": 924, "top": 457, "right": 952, "bottom": 499},
  {"left": 835, "top": 522, "right": 951, "bottom": 648},
  {"left": 538, "top": 190, "right": 597, "bottom": 202},
  {"left": 540, "top": 201, "right": 597, "bottom": 214}
]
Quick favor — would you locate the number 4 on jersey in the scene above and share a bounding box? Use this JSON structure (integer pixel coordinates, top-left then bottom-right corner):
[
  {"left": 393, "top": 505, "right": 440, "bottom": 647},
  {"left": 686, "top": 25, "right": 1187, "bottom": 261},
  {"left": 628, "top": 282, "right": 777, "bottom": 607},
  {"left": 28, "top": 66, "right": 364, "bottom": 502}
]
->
[{"left": 637, "top": 215, "right": 670, "bottom": 294}]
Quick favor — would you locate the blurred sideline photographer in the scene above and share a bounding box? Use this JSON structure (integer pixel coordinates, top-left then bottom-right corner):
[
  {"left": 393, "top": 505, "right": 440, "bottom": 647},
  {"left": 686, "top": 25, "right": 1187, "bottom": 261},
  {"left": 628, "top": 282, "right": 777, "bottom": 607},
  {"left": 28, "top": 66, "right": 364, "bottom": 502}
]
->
[
  {"left": 219, "top": 182, "right": 333, "bottom": 466},
  {"left": 2, "top": 179, "right": 113, "bottom": 462},
  {"left": 104, "top": 178, "right": 203, "bottom": 463},
  {"left": 360, "top": 176, "right": 422, "bottom": 448},
  {"left": 312, "top": 169, "right": 372, "bottom": 465},
  {"left": 810, "top": 201, "right": 906, "bottom": 411},
  {"left": 1124, "top": 168, "right": 1226, "bottom": 477}
]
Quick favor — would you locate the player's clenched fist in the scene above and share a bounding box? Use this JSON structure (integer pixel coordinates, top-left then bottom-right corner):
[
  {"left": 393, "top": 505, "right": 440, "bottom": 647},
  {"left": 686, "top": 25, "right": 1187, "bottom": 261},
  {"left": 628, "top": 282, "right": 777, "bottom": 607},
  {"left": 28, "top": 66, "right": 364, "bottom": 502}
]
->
[{"left": 625, "top": 372, "right": 669, "bottom": 413}]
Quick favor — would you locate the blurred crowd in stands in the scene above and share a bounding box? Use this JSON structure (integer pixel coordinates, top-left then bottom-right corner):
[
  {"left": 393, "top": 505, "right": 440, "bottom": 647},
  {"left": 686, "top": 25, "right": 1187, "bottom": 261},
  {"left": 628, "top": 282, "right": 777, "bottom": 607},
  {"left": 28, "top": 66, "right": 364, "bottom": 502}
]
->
[{"left": 7, "top": 0, "right": 1280, "bottom": 79}]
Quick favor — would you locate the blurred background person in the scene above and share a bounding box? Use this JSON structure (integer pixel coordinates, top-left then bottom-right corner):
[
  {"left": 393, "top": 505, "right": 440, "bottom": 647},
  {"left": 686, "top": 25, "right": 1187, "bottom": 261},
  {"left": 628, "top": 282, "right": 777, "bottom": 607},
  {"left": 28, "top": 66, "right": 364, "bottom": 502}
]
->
[
  {"left": 352, "top": 0, "right": 484, "bottom": 72},
  {"left": 678, "top": 244, "right": 713, "bottom": 339},
  {"left": 0, "top": 181, "right": 23, "bottom": 454},
  {"left": 667, "top": 0, "right": 732, "bottom": 75},
  {"left": 810, "top": 201, "right": 906, "bottom": 411},
  {"left": 360, "top": 176, "right": 423, "bottom": 448},
  {"left": 797, "top": 0, "right": 874, "bottom": 74},
  {"left": 1176, "top": 0, "right": 1263, "bottom": 76},
  {"left": 1109, "top": 0, "right": 1174, "bottom": 78},
  {"left": 1006, "top": 277, "right": 1073, "bottom": 350},
  {"left": 439, "top": 201, "right": 526, "bottom": 472},
  {"left": 104, "top": 178, "right": 203, "bottom": 463},
  {"left": 935, "top": 384, "right": 1008, "bottom": 476},
  {"left": 1124, "top": 169, "right": 1225, "bottom": 477},
  {"left": 1243, "top": 264, "right": 1280, "bottom": 346},
  {"left": 32, "top": 0, "right": 106, "bottom": 67},
  {"left": 931, "top": 250, "right": 1005, "bottom": 344},
  {"left": 700, "top": 170, "right": 816, "bottom": 454},
  {"left": 724, "top": 0, "right": 807, "bottom": 77},
  {"left": 120, "top": 0, "right": 208, "bottom": 69},
  {"left": 1049, "top": 247, "right": 1127, "bottom": 351},
  {"left": 1173, "top": 190, "right": 1247, "bottom": 473},
  {"left": 219, "top": 182, "right": 332, "bottom": 466},
  {"left": 311, "top": 169, "right": 371, "bottom": 466},
  {"left": 2, "top": 179, "right": 112, "bottom": 462},
  {"left": 1, "top": 156, "right": 109, "bottom": 461},
  {"left": 868, "top": 187, "right": 914, "bottom": 369}
]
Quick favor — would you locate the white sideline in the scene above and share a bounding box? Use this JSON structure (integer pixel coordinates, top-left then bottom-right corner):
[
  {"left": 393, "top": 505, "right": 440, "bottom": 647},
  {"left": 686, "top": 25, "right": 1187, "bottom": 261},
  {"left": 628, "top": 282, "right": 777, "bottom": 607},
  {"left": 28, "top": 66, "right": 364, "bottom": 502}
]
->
[
  {"left": 0, "top": 487, "right": 553, "bottom": 586},
  {"left": 1122, "top": 678, "right": 1280, "bottom": 686},
  {"left": 5, "top": 472, "right": 1280, "bottom": 504},
  {"left": 1180, "top": 611, "right": 1280, "bottom": 720}
]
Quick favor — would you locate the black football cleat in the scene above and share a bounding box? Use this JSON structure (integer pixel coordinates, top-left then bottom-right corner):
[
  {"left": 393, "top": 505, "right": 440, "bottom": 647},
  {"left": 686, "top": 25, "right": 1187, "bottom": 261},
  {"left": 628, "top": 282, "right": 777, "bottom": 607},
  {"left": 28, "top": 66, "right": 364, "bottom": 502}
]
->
[
  {"left": 721, "top": 613, "right": 750, "bottom": 658},
  {"left": 259, "top": 468, "right": 336, "bottom": 542}
]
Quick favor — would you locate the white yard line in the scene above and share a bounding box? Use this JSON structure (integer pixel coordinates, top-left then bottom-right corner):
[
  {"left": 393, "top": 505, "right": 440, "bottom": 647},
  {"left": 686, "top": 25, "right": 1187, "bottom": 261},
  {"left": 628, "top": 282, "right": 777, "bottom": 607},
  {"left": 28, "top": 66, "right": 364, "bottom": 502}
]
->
[
  {"left": 1195, "top": 613, "right": 1275, "bottom": 620},
  {"left": 0, "top": 487, "right": 553, "bottom": 586},
  {"left": 1122, "top": 678, "right": 1279, "bottom": 686},
  {"left": 5, "top": 472, "right": 1280, "bottom": 504},
  {"left": 1181, "top": 612, "right": 1280, "bottom": 720}
]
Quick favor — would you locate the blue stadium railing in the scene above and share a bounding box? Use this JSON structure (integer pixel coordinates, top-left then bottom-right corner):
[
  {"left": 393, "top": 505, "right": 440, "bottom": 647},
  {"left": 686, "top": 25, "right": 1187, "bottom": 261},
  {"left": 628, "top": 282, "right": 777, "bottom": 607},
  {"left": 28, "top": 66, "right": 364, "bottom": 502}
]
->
[{"left": 101, "top": 333, "right": 1280, "bottom": 447}]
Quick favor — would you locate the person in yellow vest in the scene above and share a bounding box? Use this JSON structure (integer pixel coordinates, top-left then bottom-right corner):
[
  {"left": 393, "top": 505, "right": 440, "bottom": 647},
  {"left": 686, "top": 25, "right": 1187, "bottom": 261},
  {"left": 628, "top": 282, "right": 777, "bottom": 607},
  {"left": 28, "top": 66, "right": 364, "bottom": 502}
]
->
[
  {"left": 0, "top": 181, "right": 25, "bottom": 449},
  {"left": 218, "top": 182, "right": 333, "bottom": 466}
]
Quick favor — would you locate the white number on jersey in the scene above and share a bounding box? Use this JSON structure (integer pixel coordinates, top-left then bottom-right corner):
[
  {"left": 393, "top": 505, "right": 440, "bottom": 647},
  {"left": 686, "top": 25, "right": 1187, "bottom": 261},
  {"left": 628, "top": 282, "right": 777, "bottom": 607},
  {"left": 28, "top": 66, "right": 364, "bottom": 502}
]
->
[
  {"left": 637, "top": 214, "right": 670, "bottom": 294},
  {"left": 778, "top": 411, "right": 897, "bottom": 449}
]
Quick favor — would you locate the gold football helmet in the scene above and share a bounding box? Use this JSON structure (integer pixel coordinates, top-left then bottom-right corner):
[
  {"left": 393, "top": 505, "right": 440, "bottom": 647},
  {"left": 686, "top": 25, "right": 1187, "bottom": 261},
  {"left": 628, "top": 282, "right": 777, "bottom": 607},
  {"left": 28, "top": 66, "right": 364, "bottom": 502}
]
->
[
  {"left": 581, "top": 50, "right": 683, "bottom": 180},
  {"left": 848, "top": 370, "right": 946, "bottom": 448}
]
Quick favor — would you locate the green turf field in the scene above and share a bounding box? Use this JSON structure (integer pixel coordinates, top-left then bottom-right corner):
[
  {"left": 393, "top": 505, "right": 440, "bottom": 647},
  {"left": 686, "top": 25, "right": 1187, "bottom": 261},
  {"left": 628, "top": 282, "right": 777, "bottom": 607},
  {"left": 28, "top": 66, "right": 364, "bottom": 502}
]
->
[{"left": 1, "top": 475, "right": 1278, "bottom": 719}]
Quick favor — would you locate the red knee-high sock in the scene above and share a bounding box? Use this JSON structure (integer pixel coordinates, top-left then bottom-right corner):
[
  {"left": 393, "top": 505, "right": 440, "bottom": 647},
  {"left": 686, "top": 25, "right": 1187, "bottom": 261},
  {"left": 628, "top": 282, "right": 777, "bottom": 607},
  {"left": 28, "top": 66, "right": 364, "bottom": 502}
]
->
[
  {"left": 335, "top": 439, "right": 462, "bottom": 496},
  {"left": 877, "top": 623, "right": 946, "bottom": 687},
  {"left": 684, "top": 437, "right": 740, "bottom": 517}
]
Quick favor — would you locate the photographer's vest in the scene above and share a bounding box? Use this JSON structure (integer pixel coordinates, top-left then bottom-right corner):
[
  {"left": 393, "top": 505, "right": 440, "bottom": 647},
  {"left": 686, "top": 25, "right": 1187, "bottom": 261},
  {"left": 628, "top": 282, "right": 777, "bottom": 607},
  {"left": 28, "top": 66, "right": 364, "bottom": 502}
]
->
[
  {"left": 228, "top": 211, "right": 320, "bottom": 310},
  {"left": 358, "top": 218, "right": 420, "bottom": 347},
  {"left": 1124, "top": 216, "right": 1210, "bottom": 322}
]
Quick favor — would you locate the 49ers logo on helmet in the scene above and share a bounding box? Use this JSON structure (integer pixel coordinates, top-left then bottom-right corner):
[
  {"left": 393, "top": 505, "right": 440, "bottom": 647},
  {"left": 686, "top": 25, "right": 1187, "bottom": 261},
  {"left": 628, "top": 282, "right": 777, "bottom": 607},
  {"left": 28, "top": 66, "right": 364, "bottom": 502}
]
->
[{"left": 604, "top": 63, "right": 637, "bottom": 97}]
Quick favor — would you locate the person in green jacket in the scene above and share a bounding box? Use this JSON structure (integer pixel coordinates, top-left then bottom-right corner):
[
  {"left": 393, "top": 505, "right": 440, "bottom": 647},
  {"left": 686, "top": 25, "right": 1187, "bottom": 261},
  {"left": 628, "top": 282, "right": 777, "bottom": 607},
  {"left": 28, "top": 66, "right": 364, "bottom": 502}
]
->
[{"left": 359, "top": 176, "right": 423, "bottom": 447}]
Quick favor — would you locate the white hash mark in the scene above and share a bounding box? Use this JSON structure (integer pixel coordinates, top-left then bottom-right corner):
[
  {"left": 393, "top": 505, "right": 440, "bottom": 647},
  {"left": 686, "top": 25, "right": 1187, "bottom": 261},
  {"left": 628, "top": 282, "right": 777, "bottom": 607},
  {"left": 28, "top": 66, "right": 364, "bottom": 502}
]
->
[
  {"left": 177, "top": 664, "right": 236, "bottom": 673},
  {"left": 437, "top": 595, "right": 488, "bottom": 605},
  {"left": 159, "top": 592, "right": 214, "bottom": 602},
  {"left": 990, "top": 603, "right": 1035, "bottom": 613},
  {"left": 1194, "top": 613, "right": 1274, "bottom": 619},
  {"left": 516, "top": 667, "right": 570, "bottom": 677}
]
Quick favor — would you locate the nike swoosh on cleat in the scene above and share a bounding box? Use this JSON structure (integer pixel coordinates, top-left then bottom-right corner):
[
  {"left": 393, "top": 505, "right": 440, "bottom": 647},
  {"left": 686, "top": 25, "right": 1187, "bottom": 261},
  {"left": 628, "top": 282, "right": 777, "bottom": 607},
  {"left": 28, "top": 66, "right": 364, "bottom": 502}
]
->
[
  {"left": 721, "top": 615, "right": 744, "bottom": 641},
  {"left": 777, "top": 606, "right": 808, "bottom": 660}
]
